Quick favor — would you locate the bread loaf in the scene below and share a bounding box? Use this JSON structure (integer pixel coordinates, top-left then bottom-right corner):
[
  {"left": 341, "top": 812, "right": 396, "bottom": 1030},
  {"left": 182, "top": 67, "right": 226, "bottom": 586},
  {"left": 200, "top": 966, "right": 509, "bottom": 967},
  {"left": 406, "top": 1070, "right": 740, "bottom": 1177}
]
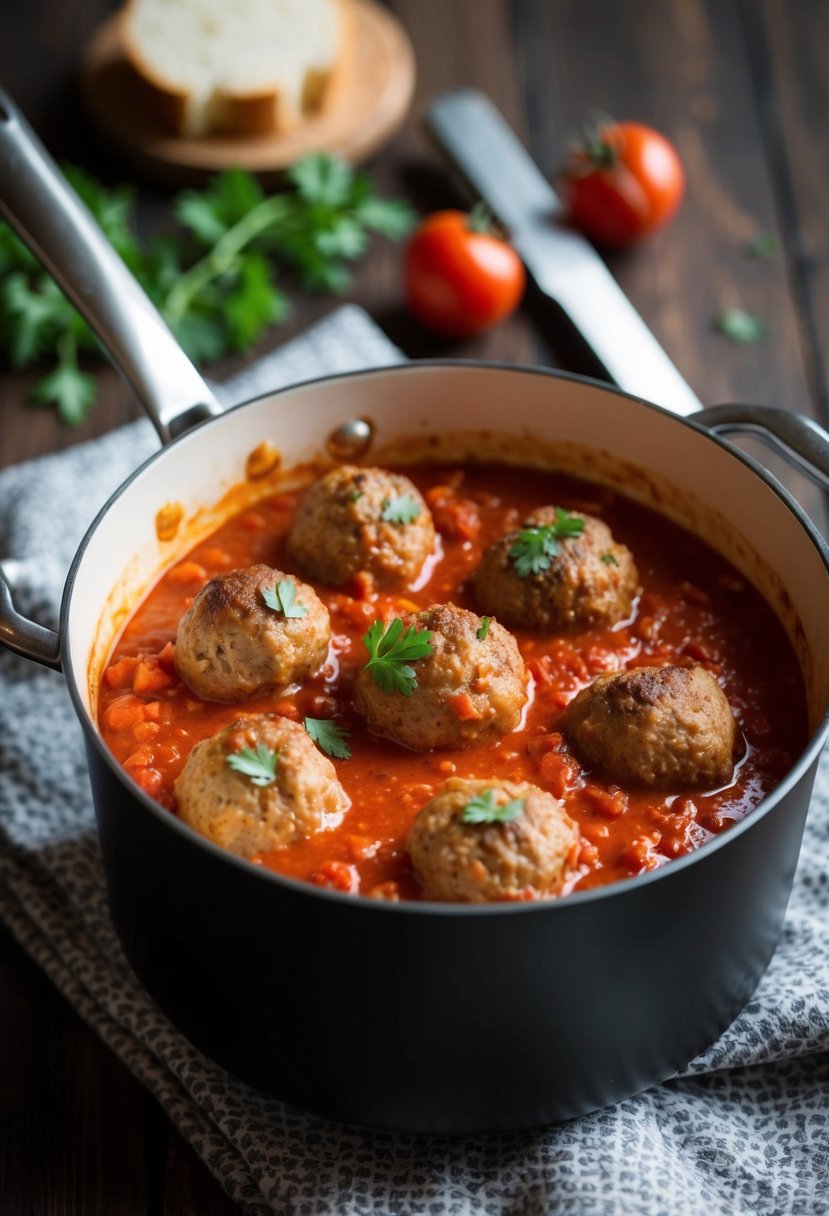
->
[{"left": 121, "top": 0, "right": 349, "bottom": 138}]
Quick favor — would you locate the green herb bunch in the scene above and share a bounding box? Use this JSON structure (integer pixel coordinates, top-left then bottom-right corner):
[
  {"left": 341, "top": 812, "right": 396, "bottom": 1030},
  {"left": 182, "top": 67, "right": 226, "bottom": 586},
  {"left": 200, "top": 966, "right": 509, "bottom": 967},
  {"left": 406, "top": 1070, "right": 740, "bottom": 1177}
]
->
[{"left": 0, "top": 156, "right": 414, "bottom": 424}]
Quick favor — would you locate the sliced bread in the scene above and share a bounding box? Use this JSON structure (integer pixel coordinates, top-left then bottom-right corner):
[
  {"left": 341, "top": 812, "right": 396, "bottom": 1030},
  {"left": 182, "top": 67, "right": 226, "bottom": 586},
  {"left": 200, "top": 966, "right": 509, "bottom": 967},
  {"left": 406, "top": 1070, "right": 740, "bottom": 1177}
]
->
[{"left": 121, "top": 0, "right": 349, "bottom": 138}]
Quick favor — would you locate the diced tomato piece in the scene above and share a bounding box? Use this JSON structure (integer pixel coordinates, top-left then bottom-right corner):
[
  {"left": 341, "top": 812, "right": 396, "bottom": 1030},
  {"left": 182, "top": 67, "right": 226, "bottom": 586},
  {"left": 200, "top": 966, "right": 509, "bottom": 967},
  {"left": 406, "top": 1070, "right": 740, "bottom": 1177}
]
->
[
  {"left": 104, "top": 656, "right": 140, "bottom": 689},
  {"left": 133, "top": 660, "right": 174, "bottom": 695},
  {"left": 133, "top": 720, "right": 160, "bottom": 742},
  {"left": 583, "top": 784, "right": 629, "bottom": 819},
  {"left": 156, "top": 641, "right": 177, "bottom": 673},
  {"left": 102, "top": 695, "right": 148, "bottom": 732},
  {"left": 123, "top": 744, "right": 155, "bottom": 770},
  {"left": 620, "top": 834, "right": 661, "bottom": 874},
  {"left": 143, "top": 701, "right": 162, "bottom": 722},
  {"left": 201, "top": 547, "right": 233, "bottom": 569},
  {"left": 537, "top": 750, "right": 582, "bottom": 798},
  {"left": 346, "top": 835, "right": 379, "bottom": 861},
  {"left": 311, "top": 861, "right": 359, "bottom": 893},
  {"left": 347, "top": 570, "right": 376, "bottom": 601},
  {"left": 450, "top": 692, "right": 483, "bottom": 721},
  {"left": 167, "top": 561, "right": 207, "bottom": 585},
  {"left": 130, "top": 766, "right": 163, "bottom": 797},
  {"left": 527, "top": 731, "right": 566, "bottom": 758}
]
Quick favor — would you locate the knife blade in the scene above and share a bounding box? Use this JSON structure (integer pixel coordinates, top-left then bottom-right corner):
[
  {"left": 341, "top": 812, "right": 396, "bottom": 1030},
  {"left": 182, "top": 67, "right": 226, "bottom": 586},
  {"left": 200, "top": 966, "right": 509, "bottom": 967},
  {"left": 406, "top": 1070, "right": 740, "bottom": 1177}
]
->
[{"left": 426, "top": 88, "right": 702, "bottom": 416}]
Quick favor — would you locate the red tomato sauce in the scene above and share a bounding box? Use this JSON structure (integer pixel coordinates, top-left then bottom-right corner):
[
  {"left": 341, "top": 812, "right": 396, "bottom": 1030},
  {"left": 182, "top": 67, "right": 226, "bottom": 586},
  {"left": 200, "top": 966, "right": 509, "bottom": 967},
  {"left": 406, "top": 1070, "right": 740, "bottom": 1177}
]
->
[{"left": 98, "top": 464, "right": 808, "bottom": 901}]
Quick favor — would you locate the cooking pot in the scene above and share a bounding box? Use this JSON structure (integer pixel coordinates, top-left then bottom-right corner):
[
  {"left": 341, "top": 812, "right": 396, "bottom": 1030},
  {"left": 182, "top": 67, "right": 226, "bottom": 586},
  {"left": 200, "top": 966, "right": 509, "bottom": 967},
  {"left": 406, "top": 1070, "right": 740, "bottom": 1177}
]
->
[{"left": 2, "top": 93, "right": 829, "bottom": 1135}]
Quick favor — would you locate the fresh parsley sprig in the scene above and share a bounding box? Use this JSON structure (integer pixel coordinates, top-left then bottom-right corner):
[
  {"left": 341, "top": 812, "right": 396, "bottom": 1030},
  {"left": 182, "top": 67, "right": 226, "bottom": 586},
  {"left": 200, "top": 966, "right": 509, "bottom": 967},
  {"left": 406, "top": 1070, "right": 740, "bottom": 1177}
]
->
[
  {"left": 476, "top": 616, "right": 491, "bottom": 640},
  {"left": 262, "top": 578, "right": 308, "bottom": 618},
  {"left": 381, "top": 494, "right": 421, "bottom": 525},
  {"left": 226, "top": 744, "right": 278, "bottom": 787},
  {"left": 362, "top": 617, "right": 434, "bottom": 696},
  {"left": 0, "top": 156, "right": 415, "bottom": 425},
  {"left": 462, "top": 788, "right": 525, "bottom": 825},
  {"left": 509, "top": 508, "right": 585, "bottom": 577},
  {"left": 304, "top": 717, "right": 352, "bottom": 759}
]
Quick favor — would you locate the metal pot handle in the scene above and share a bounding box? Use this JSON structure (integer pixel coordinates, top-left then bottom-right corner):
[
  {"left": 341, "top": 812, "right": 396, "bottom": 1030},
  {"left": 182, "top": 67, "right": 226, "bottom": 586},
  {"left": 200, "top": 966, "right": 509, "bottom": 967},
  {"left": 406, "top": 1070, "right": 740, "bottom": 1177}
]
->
[
  {"left": 696, "top": 405, "right": 829, "bottom": 494},
  {"left": 0, "top": 89, "right": 221, "bottom": 444},
  {"left": 0, "top": 572, "right": 61, "bottom": 670}
]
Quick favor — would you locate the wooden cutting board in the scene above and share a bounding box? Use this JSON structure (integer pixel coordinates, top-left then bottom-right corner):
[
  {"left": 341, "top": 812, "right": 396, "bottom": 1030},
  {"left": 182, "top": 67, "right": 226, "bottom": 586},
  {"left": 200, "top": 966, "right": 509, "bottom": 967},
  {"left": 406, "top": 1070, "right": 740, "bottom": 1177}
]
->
[{"left": 80, "top": 0, "right": 416, "bottom": 186}]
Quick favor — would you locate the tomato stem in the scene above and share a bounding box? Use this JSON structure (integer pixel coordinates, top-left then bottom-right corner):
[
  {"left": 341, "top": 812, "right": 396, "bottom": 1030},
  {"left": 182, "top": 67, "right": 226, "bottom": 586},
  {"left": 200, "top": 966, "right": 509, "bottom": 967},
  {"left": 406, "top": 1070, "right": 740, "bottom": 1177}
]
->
[{"left": 466, "top": 201, "right": 500, "bottom": 236}]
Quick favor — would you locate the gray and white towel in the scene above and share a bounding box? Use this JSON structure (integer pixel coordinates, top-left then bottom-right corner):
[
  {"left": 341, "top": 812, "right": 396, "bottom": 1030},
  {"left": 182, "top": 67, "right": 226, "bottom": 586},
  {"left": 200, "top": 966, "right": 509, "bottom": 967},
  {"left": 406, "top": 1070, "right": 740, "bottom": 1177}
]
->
[{"left": 1, "top": 305, "right": 827, "bottom": 1216}]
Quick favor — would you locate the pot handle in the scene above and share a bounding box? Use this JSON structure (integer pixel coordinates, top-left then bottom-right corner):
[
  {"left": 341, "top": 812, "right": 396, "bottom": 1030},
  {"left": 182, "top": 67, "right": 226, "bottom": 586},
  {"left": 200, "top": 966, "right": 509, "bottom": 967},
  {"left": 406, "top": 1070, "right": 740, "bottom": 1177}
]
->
[
  {"left": 0, "top": 570, "right": 61, "bottom": 670},
  {"left": 0, "top": 90, "right": 222, "bottom": 444},
  {"left": 695, "top": 404, "right": 829, "bottom": 494}
]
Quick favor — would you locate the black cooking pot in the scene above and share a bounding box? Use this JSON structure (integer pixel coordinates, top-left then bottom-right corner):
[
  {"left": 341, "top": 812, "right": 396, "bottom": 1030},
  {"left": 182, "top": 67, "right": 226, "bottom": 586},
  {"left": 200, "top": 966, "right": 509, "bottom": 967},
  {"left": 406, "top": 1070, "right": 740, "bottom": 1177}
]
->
[{"left": 2, "top": 93, "right": 829, "bottom": 1134}]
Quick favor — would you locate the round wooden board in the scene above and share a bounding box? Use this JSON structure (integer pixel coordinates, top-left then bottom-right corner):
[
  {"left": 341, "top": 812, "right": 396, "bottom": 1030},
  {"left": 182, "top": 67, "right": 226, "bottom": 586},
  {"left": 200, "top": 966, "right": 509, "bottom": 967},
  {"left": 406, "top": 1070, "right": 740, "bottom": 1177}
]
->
[{"left": 79, "top": 0, "right": 416, "bottom": 186}]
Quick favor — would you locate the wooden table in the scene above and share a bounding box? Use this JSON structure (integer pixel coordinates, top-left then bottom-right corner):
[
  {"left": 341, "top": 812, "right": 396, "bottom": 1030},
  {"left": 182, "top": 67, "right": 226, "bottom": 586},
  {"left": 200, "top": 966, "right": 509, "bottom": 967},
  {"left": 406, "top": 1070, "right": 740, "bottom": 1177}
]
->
[{"left": 1, "top": 1, "right": 827, "bottom": 1210}]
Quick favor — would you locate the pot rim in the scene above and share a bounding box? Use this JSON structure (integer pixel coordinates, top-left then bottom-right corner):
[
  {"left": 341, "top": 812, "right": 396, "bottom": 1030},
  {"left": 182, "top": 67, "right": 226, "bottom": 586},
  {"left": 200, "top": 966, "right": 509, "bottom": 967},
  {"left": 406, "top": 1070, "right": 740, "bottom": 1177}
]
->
[{"left": 61, "top": 359, "right": 829, "bottom": 917}]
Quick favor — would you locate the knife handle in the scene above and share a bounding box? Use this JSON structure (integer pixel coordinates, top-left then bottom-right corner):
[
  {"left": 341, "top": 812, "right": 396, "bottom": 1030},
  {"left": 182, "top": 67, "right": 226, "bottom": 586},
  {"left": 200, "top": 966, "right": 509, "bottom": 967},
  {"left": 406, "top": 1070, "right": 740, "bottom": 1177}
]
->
[{"left": 426, "top": 88, "right": 703, "bottom": 417}]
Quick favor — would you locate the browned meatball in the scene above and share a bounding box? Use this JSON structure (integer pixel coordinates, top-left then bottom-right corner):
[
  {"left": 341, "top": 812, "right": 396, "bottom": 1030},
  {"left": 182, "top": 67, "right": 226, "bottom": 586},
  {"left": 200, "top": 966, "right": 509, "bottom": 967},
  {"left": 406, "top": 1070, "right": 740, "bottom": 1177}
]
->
[
  {"left": 287, "top": 465, "right": 436, "bottom": 587},
  {"left": 353, "top": 604, "right": 527, "bottom": 750},
  {"left": 473, "top": 508, "right": 638, "bottom": 631},
  {"left": 563, "top": 664, "right": 736, "bottom": 789},
  {"left": 407, "top": 777, "right": 579, "bottom": 902},
  {"left": 175, "top": 565, "right": 329, "bottom": 703},
  {"left": 174, "top": 714, "right": 349, "bottom": 858}
]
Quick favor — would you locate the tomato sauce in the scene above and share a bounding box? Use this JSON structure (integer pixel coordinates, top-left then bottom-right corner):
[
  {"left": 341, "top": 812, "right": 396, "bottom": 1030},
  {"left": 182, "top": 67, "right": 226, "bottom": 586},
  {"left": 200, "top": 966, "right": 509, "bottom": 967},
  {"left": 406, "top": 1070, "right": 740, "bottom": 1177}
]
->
[{"left": 98, "top": 464, "right": 808, "bottom": 901}]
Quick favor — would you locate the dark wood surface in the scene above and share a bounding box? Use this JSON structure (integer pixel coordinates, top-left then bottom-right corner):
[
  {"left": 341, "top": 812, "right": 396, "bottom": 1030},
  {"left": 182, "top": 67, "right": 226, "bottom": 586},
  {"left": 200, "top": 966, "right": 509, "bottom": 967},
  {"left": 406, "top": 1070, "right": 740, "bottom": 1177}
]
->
[{"left": 1, "top": 1, "right": 827, "bottom": 1211}]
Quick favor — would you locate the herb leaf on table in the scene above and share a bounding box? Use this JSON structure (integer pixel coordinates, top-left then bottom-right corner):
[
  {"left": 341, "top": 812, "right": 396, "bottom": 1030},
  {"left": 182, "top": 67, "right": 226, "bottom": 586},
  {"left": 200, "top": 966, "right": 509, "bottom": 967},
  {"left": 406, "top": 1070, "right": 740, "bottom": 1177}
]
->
[{"left": 0, "top": 155, "right": 415, "bottom": 425}]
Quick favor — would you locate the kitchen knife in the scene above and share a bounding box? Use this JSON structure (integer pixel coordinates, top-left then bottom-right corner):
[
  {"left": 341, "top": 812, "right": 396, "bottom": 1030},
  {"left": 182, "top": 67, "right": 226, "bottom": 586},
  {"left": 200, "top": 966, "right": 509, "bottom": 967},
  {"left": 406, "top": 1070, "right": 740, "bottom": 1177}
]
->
[{"left": 426, "top": 88, "right": 702, "bottom": 416}]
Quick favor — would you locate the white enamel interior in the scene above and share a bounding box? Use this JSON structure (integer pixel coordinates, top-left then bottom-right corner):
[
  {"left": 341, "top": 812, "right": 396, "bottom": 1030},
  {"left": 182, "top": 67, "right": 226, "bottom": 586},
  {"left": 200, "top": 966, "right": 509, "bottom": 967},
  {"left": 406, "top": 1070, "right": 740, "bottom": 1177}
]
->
[{"left": 65, "top": 365, "right": 829, "bottom": 740}]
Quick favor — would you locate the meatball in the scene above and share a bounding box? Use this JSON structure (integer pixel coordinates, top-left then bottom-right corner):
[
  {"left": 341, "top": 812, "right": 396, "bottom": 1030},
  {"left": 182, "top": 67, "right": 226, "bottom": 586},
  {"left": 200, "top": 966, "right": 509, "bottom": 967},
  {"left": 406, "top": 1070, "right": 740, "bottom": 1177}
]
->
[
  {"left": 287, "top": 465, "right": 436, "bottom": 587},
  {"left": 353, "top": 604, "right": 528, "bottom": 750},
  {"left": 473, "top": 507, "right": 638, "bottom": 631},
  {"left": 407, "top": 777, "right": 579, "bottom": 902},
  {"left": 175, "top": 714, "right": 349, "bottom": 858},
  {"left": 563, "top": 664, "right": 736, "bottom": 789},
  {"left": 174, "top": 565, "right": 330, "bottom": 703}
]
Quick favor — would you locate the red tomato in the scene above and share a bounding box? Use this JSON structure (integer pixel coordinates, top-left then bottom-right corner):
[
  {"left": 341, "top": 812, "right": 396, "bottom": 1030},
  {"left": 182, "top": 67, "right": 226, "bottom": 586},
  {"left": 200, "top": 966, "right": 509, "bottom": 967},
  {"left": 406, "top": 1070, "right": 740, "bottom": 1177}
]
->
[
  {"left": 404, "top": 208, "right": 526, "bottom": 337},
  {"left": 562, "top": 120, "right": 685, "bottom": 249}
]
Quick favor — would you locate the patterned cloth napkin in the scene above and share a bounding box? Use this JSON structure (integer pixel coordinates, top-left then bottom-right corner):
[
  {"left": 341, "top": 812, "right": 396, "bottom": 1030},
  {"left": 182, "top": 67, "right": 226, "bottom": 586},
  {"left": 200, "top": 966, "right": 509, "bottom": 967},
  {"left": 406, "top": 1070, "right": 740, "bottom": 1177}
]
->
[{"left": 1, "top": 305, "right": 827, "bottom": 1216}]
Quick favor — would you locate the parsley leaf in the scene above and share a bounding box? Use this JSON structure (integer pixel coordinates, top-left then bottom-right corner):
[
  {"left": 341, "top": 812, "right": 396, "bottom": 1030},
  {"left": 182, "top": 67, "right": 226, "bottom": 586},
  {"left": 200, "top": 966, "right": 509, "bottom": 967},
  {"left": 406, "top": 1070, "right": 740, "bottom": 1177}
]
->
[
  {"left": 226, "top": 744, "right": 278, "bottom": 787},
  {"left": 714, "top": 308, "right": 767, "bottom": 346},
  {"left": 381, "top": 494, "right": 421, "bottom": 525},
  {"left": 304, "top": 717, "right": 352, "bottom": 760},
  {"left": 363, "top": 617, "right": 434, "bottom": 696},
  {"left": 0, "top": 156, "right": 411, "bottom": 424},
  {"left": 600, "top": 551, "right": 619, "bottom": 566},
  {"left": 262, "top": 578, "right": 308, "bottom": 618},
  {"left": 462, "top": 788, "right": 525, "bottom": 825},
  {"left": 476, "top": 616, "right": 491, "bottom": 640},
  {"left": 746, "top": 230, "right": 779, "bottom": 259},
  {"left": 509, "top": 509, "right": 585, "bottom": 576}
]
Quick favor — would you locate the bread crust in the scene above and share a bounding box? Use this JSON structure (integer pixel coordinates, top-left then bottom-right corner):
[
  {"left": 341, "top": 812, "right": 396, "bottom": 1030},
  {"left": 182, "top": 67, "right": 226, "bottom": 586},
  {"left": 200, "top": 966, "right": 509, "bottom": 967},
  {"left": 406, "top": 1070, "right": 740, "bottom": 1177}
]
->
[{"left": 119, "top": 0, "right": 351, "bottom": 138}]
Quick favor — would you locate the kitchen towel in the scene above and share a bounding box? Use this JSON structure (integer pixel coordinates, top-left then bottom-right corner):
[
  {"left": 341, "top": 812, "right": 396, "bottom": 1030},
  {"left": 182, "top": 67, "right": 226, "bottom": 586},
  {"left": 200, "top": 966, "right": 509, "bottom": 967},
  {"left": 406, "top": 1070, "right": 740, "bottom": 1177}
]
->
[{"left": 1, "top": 303, "right": 828, "bottom": 1216}]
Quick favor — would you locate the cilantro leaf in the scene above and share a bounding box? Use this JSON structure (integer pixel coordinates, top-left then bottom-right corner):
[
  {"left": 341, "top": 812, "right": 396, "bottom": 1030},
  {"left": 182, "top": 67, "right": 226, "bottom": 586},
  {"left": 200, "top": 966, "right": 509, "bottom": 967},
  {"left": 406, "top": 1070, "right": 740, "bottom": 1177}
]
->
[
  {"left": 462, "top": 788, "right": 525, "bottom": 825},
  {"left": 353, "top": 194, "right": 417, "bottom": 238},
  {"left": 381, "top": 494, "right": 421, "bottom": 525},
  {"left": 509, "top": 509, "right": 585, "bottom": 577},
  {"left": 476, "top": 616, "right": 491, "bottom": 640},
  {"left": 746, "top": 230, "right": 779, "bottom": 259},
  {"left": 304, "top": 717, "right": 352, "bottom": 760},
  {"left": 288, "top": 154, "right": 353, "bottom": 207},
  {"left": 176, "top": 168, "right": 266, "bottom": 244},
  {"left": 262, "top": 578, "right": 308, "bottom": 618},
  {"left": 226, "top": 744, "right": 278, "bottom": 787},
  {"left": 714, "top": 308, "right": 767, "bottom": 346},
  {"left": 225, "top": 253, "right": 287, "bottom": 350},
  {"left": 363, "top": 617, "right": 434, "bottom": 696}
]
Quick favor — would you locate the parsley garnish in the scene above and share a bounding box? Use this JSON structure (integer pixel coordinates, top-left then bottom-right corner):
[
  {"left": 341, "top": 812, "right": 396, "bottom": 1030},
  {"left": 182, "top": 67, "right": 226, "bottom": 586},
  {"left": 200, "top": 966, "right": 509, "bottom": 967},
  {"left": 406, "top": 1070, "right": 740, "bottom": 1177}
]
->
[
  {"left": 348, "top": 489, "right": 363, "bottom": 502},
  {"left": 262, "top": 579, "right": 308, "bottom": 618},
  {"left": 509, "top": 509, "right": 585, "bottom": 576},
  {"left": 476, "top": 616, "right": 491, "bottom": 640},
  {"left": 304, "top": 717, "right": 352, "bottom": 760},
  {"left": 462, "top": 788, "right": 525, "bottom": 825},
  {"left": 226, "top": 744, "right": 278, "bottom": 787},
  {"left": 0, "top": 157, "right": 414, "bottom": 425},
  {"left": 714, "top": 308, "right": 767, "bottom": 346},
  {"left": 381, "top": 494, "right": 421, "bottom": 525},
  {"left": 362, "top": 618, "right": 434, "bottom": 696},
  {"left": 600, "top": 551, "right": 619, "bottom": 566}
]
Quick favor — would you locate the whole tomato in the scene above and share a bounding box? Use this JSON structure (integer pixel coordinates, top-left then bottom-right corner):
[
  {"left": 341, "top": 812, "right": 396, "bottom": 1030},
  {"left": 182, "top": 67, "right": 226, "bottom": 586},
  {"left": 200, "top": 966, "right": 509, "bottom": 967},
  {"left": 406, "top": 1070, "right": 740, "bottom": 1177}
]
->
[
  {"left": 404, "top": 206, "right": 526, "bottom": 338},
  {"left": 562, "top": 119, "right": 685, "bottom": 249}
]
